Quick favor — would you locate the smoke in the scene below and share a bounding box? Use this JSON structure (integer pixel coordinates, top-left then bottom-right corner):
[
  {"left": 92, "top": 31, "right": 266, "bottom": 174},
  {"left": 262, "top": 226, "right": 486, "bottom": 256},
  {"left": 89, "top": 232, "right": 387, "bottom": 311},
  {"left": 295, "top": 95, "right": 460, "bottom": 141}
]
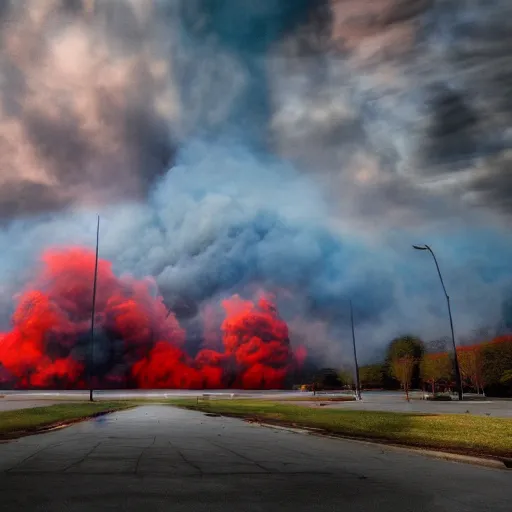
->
[
  {"left": 1, "top": 0, "right": 512, "bottom": 384},
  {"left": 0, "top": 0, "right": 178, "bottom": 217},
  {"left": 270, "top": 0, "right": 512, "bottom": 220},
  {"left": 0, "top": 247, "right": 301, "bottom": 388}
]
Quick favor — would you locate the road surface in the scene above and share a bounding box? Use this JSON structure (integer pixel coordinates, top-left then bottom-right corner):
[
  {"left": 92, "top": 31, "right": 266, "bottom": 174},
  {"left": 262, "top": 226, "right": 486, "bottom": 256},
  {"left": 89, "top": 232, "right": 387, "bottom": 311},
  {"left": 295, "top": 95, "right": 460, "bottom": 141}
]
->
[
  {"left": 290, "top": 392, "right": 512, "bottom": 418},
  {"left": 0, "top": 405, "right": 509, "bottom": 511}
]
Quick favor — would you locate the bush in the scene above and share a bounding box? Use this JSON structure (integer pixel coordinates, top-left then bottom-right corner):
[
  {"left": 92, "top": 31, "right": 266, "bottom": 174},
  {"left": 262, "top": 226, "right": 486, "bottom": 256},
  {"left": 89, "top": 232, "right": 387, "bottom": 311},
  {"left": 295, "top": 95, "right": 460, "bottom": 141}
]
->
[
  {"left": 427, "top": 394, "right": 452, "bottom": 401},
  {"left": 481, "top": 336, "right": 512, "bottom": 396},
  {"left": 462, "top": 395, "right": 487, "bottom": 401},
  {"left": 359, "top": 364, "right": 384, "bottom": 389}
]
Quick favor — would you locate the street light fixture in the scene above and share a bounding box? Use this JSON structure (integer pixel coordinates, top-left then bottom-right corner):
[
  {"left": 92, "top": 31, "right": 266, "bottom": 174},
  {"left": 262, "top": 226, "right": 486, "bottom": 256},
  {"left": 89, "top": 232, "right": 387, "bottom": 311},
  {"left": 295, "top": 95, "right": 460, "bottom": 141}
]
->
[
  {"left": 89, "top": 215, "right": 100, "bottom": 402},
  {"left": 349, "top": 300, "right": 362, "bottom": 401},
  {"left": 412, "top": 244, "right": 463, "bottom": 401}
]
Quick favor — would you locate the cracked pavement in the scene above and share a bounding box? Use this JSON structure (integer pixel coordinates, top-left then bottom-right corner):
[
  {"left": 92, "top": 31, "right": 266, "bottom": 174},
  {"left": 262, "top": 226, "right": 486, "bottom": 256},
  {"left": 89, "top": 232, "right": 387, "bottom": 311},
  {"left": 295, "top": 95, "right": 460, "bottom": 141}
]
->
[{"left": 0, "top": 405, "right": 509, "bottom": 511}]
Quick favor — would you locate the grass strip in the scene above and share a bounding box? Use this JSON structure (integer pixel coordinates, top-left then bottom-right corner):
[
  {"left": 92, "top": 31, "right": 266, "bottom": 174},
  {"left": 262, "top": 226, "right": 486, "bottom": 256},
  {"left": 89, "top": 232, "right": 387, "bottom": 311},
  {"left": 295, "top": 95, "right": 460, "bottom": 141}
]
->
[
  {"left": 0, "top": 402, "right": 133, "bottom": 439},
  {"left": 168, "top": 399, "right": 512, "bottom": 458}
]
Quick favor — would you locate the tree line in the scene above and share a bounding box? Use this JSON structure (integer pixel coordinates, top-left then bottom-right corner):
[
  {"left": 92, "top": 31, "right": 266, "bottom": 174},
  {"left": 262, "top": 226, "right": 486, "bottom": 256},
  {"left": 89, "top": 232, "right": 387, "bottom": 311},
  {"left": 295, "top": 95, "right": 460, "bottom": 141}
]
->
[{"left": 358, "top": 334, "right": 512, "bottom": 398}]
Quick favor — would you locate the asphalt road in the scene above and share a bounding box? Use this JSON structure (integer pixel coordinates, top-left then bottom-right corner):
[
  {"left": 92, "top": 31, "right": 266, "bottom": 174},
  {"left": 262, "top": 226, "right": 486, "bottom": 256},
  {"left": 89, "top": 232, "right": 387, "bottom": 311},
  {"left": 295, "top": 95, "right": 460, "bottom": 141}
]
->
[
  {"left": 294, "top": 392, "right": 512, "bottom": 418},
  {"left": 0, "top": 405, "right": 509, "bottom": 511}
]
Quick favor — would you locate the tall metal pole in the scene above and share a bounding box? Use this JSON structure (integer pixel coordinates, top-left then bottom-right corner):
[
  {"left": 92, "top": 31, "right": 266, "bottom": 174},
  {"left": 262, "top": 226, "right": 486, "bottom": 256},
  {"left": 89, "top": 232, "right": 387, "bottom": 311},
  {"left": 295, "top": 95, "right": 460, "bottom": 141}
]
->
[
  {"left": 89, "top": 216, "right": 100, "bottom": 402},
  {"left": 413, "top": 244, "right": 463, "bottom": 401},
  {"left": 350, "top": 300, "right": 362, "bottom": 401}
]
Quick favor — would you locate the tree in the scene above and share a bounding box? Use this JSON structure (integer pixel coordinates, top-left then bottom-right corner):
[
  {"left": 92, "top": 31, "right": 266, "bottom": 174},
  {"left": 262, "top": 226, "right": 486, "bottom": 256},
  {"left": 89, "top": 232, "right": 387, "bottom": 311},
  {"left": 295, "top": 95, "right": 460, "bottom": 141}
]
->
[
  {"left": 500, "top": 370, "right": 512, "bottom": 385},
  {"left": 391, "top": 355, "right": 416, "bottom": 401},
  {"left": 338, "top": 368, "right": 354, "bottom": 388},
  {"left": 385, "top": 335, "right": 424, "bottom": 389},
  {"left": 386, "top": 335, "right": 424, "bottom": 360},
  {"left": 481, "top": 336, "right": 512, "bottom": 396},
  {"left": 359, "top": 364, "right": 384, "bottom": 389},
  {"left": 313, "top": 368, "right": 343, "bottom": 390},
  {"left": 457, "top": 345, "right": 486, "bottom": 394},
  {"left": 420, "top": 352, "right": 452, "bottom": 394},
  {"left": 425, "top": 338, "right": 449, "bottom": 354}
]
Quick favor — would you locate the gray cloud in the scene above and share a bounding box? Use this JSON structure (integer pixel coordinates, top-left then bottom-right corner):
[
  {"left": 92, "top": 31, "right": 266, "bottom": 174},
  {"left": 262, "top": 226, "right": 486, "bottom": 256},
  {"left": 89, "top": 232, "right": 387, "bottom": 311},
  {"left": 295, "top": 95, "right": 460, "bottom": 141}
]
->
[
  {"left": 270, "top": 0, "right": 512, "bottom": 222},
  {"left": 0, "top": 0, "right": 177, "bottom": 218},
  {"left": 1, "top": 1, "right": 512, "bottom": 367},
  {"left": 3, "top": 0, "right": 511, "bottom": 220}
]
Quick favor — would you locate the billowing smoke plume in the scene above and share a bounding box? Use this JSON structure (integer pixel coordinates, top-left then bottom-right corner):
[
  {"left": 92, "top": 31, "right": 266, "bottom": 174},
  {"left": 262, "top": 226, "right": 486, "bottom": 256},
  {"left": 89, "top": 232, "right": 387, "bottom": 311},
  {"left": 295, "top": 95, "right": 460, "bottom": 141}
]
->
[
  {"left": 1, "top": 0, "right": 512, "bottom": 386},
  {"left": 0, "top": 248, "right": 301, "bottom": 388}
]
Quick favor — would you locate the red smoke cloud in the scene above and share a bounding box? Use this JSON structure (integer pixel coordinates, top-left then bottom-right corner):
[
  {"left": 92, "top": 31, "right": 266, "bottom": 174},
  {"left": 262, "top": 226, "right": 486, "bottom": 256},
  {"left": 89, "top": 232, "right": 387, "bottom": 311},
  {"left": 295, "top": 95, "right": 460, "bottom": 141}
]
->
[
  {"left": 0, "top": 247, "right": 304, "bottom": 389},
  {"left": 221, "top": 295, "right": 292, "bottom": 389}
]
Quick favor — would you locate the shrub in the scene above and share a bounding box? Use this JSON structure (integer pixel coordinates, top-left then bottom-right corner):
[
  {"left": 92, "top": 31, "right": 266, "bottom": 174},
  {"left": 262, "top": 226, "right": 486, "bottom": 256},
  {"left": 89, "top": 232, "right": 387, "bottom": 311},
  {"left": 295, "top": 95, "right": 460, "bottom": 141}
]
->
[{"left": 481, "top": 336, "right": 512, "bottom": 396}]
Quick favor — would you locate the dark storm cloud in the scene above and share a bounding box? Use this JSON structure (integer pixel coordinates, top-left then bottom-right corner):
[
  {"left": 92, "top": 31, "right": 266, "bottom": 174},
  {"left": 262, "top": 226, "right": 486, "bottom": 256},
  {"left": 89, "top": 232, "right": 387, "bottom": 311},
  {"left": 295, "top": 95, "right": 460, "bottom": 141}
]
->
[
  {"left": 23, "top": 110, "right": 92, "bottom": 181},
  {"left": 469, "top": 156, "right": 512, "bottom": 213},
  {"left": 2, "top": 0, "right": 512, "bottom": 220},
  {"left": 0, "top": 0, "right": 332, "bottom": 219},
  {"left": 422, "top": 84, "right": 480, "bottom": 168},
  {"left": 420, "top": 0, "right": 512, "bottom": 211},
  {"left": 269, "top": 0, "right": 512, "bottom": 222},
  {"left": 0, "top": 0, "right": 176, "bottom": 219},
  {"left": 0, "top": 182, "right": 67, "bottom": 220}
]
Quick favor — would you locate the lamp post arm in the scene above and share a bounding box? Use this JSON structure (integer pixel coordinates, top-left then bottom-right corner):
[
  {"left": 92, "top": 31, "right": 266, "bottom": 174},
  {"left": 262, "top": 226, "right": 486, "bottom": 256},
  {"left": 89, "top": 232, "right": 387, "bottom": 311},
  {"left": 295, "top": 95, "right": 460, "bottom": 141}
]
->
[
  {"left": 425, "top": 245, "right": 449, "bottom": 300},
  {"left": 424, "top": 245, "right": 462, "bottom": 400}
]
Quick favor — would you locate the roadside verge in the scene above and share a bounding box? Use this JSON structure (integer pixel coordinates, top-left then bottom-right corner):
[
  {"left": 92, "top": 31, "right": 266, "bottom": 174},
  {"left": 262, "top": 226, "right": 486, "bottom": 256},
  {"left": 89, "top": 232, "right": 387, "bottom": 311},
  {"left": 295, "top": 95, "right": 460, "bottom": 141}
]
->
[
  {"left": 255, "top": 420, "right": 512, "bottom": 470},
  {"left": 0, "top": 402, "right": 134, "bottom": 440},
  {"left": 168, "top": 399, "right": 512, "bottom": 468}
]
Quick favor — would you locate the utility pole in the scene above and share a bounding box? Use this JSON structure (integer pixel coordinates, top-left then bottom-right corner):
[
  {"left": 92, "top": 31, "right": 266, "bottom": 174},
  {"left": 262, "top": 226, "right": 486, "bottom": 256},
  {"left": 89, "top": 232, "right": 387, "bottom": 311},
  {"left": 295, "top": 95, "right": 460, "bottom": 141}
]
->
[
  {"left": 350, "top": 300, "right": 362, "bottom": 401},
  {"left": 89, "top": 216, "right": 100, "bottom": 402},
  {"left": 413, "top": 244, "right": 463, "bottom": 401}
]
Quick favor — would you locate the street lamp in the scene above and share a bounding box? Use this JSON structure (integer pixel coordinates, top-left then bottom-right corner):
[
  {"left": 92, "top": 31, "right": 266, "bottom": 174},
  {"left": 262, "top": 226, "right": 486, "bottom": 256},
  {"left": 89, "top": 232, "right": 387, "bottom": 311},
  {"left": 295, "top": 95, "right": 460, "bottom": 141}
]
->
[
  {"left": 412, "top": 244, "right": 463, "bottom": 401},
  {"left": 89, "top": 216, "right": 100, "bottom": 402},
  {"left": 349, "top": 300, "right": 362, "bottom": 401}
]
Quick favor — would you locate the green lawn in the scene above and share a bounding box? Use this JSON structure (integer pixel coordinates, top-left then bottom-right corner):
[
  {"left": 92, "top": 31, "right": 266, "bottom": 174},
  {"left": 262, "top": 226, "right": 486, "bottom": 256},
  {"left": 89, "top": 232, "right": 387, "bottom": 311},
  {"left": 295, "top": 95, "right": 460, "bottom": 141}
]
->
[
  {"left": 0, "top": 402, "right": 133, "bottom": 438},
  {"left": 169, "top": 399, "right": 512, "bottom": 458}
]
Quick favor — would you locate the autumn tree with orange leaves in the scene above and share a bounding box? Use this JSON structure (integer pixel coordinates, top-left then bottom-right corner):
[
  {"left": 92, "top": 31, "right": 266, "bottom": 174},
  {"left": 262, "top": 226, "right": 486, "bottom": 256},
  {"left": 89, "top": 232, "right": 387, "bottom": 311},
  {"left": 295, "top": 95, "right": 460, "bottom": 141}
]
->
[
  {"left": 391, "top": 355, "right": 416, "bottom": 401},
  {"left": 420, "top": 352, "right": 452, "bottom": 394},
  {"left": 379, "top": 334, "right": 512, "bottom": 397},
  {"left": 457, "top": 345, "right": 486, "bottom": 395}
]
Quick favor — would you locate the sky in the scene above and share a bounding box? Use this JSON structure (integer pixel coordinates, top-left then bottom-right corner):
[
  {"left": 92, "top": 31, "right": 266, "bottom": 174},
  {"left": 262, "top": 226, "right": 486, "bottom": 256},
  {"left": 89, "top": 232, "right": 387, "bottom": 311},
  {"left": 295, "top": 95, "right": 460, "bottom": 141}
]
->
[{"left": 1, "top": 0, "right": 512, "bottom": 365}]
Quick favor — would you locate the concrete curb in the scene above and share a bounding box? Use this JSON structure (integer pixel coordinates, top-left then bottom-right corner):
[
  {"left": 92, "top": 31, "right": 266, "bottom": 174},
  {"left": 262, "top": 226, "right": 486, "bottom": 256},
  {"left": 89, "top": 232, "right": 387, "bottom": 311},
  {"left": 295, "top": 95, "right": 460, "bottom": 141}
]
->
[{"left": 255, "top": 422, "right": 511, "bottom": 470}]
